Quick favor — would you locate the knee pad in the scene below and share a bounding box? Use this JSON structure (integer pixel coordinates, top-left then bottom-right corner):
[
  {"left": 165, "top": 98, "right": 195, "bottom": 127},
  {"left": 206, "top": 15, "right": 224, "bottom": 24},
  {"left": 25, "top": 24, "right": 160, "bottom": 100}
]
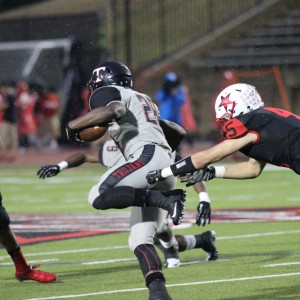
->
[{"left": 0, "top": 205, "right": 10, "bottom": 228}]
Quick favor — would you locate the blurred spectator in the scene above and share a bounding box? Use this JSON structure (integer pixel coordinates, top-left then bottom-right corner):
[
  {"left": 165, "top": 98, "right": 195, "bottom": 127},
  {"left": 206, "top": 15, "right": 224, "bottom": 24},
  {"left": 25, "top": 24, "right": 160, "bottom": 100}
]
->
[
  {"left": 156, "top": 72, "right": 198, "bottom": 145},
  {"left": 181, "top": 86, "right": 198, "bottom": 145},
  {"left": 0, "top": 82, "right": 19, "bottom": 161},
  {"left": 15, "top": 81, "right": 38, "bottom": 149},
  {"left": 155, "top": 72, "right": 185, "bottom": 126},
  {"left": 36, "top": 87, "right": 61, "bottom": 149}
]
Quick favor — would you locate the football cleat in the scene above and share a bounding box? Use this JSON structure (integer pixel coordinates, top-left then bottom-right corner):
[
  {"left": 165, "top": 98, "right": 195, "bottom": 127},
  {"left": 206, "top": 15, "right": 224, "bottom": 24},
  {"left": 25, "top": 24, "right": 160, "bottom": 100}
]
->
[
  {"left": 148, "top": 279, "right": 173, "bottom": 300},
  {"left": 162, "top": 189, "right": 186, "bottom": 225},
  {"left": 15, "top": 264, "right": 57, "bottom": 283},
  {"left": 165, "top": 257, "right": 180, "bottom": 268},
  {"left": 196, "top": 230, "right": 219, "bottom": 261}
]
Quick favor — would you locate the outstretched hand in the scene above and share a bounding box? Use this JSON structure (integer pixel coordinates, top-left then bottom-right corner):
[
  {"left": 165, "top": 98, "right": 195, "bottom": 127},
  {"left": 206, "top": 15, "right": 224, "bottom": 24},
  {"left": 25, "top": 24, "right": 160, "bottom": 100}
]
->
[
  {"left": 146, "top": 169, "right": 164, "bottom": 184},
  {"left": 196, "top": 201, "right": 211, "bottom": 226},
  {"left": 180, "top": 166, "right": 216, "bottom": 186},
  {"left": 37, "top": 165, "right": 60, "bottom": 179}
]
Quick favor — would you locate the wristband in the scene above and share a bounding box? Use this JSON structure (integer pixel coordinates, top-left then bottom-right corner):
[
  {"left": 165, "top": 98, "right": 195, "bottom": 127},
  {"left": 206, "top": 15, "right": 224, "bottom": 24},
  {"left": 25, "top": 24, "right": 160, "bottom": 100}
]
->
[
  {"left": 170, "top": 156, "right": 197, "bottom": 176},
  {"left": 199, "top": 192, "right": 210, "bottom": 203},
  {"left": 58, "top": 161, "right": 68, "bottom": 171},
  {"left": 214, "top": 166, "right": 225, "bottom": 178},
  {"left": 161, "top": 167, "right": 173, "bottom": 178}
]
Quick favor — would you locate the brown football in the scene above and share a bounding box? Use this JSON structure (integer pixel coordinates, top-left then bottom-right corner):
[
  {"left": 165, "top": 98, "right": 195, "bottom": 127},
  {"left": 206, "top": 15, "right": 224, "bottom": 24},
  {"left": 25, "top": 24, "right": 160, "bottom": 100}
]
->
[{"left": 79, "top": 125, "right": 108, "bottom": 142}]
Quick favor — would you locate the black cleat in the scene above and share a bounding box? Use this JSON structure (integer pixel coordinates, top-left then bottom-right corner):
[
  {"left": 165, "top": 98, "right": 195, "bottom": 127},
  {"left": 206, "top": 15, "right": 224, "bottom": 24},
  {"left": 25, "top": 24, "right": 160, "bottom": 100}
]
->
[
  {"left": 149, "top": 279, "right": 173, "bottom": 300},
  {"left": 196, "top": 230, "right": 219, "bottom": 261},
  {"left": 162, "top": 189, "right": 186, "bottom": 225}
]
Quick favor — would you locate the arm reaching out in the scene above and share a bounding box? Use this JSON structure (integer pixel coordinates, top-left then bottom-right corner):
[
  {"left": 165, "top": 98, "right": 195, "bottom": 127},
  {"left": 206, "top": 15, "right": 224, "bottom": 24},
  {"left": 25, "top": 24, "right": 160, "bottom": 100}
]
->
[
  {"left": 37, "top": 152, "right": 99, "bottom": 179},
  {"left": 146, "top": 132, "right": 265, "bottom": 183}
]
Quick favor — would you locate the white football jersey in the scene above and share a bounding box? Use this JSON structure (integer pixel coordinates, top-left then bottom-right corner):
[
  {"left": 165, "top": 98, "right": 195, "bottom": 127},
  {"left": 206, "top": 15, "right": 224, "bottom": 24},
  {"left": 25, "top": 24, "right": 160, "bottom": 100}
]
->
[
  {"left": 99, "top": 139, "right": 125, "bottom": 168},
  {"left": 89, "top": 86, "right": 171, "bottom": 160}
]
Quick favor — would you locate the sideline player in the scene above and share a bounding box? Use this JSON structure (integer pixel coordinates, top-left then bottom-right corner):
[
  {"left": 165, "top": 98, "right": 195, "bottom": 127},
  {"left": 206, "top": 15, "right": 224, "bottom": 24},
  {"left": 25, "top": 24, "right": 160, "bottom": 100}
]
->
[
  {"left": 0, "top": 192, "right": 56, "bottom": 283},
  {"left": 37, "top": 139, "right": 218, "bottom": 268},
  {"left": 146, "top": 83, "right": 300, "bottom": 185},
  {"left": 63, "top": 60, "right": 187, "bottom": 300}
]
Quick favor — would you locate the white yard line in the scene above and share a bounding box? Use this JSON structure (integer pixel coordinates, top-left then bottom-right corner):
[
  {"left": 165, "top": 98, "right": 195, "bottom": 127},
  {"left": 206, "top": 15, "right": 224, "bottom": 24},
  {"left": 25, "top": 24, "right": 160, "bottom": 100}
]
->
[
  {"left": 2, "top": 230, "right": 300, "bottom": 260},
  {"left": 217, "top": 229, "right": 300, "bottom": 240},
  {"left": 25, "top": 272, "right": 300, "bottom": 300},
  {"left": 1, "top": 259, "right": 58, "bottom": 266},
  {"left": 264, "top": 262, "right": 300, "bottom": 267},
  {"left": 0, "top": 245, "right": 128, "bottom": 259},
  {"left": 82, "top": 258, "right": 136, "bottom": 265}
]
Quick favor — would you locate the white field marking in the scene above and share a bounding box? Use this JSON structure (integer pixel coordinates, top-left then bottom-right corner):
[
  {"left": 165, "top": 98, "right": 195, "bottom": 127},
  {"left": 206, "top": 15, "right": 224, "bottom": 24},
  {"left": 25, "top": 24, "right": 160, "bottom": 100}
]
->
[
  {"left": 180, "top": 259, "right": 229, "bottom": 266},
  {"left": 0, "top": 245, "right": 128, "bottom": 260},
  {"left": 1, "top": 229, "right": 300, "bottom": 260},
  {"left": 82, "top": 258, "right": 136, "bottom": 265},
  {"left": 1, "top": 259, "right": 58, "bottom": 266},
  {"left": 0, "top": 177, "right": 88, "bottom": 184},
  {"left": 217, "top": 229, "right": 300, "bottom": 240},
  {"left": 264, "top": 262, "right": 300, "bottom": 267},
  {"left": 25, "top": 272, "right": 300, "bottom": 300}
]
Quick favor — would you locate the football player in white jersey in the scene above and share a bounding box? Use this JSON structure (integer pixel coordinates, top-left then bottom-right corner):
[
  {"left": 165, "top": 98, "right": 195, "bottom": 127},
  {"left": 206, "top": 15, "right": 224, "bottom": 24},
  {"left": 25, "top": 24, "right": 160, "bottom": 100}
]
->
[
  {"left": 63, "top": 61, "right": 187, "bottom": 300},
  {"left": 38, "top": 139, "right": 218, "bottom": 269}
]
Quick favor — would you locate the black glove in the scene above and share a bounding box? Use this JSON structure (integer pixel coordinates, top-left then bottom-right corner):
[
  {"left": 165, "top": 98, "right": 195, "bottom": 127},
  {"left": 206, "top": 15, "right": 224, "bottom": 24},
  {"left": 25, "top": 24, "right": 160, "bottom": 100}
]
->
[
  {"left": 37, "top": 165, "right": 60, "bottom": 179},
  {"left": 181, "top": 166, "right": 216, "bottom": 187},
  {"left": 146, "top": 169, "right": 164, "bottom": 184},
  {"left": 196, "top": 201, "right": 211, "bottom": 226},
  {"left": 65, "top": 125, "right": 84, "bottom": 144}
]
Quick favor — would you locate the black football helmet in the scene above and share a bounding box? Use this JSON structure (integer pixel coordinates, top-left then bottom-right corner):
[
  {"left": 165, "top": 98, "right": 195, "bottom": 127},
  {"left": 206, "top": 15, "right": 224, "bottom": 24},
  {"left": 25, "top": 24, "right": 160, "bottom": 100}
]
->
[{"left": 87, "top": 60, "right": 133, "bottom": 93}]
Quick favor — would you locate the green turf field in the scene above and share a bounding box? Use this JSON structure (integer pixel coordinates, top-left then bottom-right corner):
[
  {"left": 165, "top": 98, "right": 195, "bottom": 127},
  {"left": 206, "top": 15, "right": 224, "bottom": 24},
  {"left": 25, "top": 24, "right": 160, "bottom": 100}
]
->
[{"left": 1, "top": 164, "right": 300, "bottom": 299}]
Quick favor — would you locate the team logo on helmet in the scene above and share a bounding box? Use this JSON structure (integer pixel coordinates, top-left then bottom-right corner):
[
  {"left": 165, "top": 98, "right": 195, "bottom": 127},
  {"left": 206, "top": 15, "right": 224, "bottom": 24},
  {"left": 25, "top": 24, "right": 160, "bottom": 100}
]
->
[
  {"left": 215, "top": 83, "right": 264, "bottom": 125},
  {"left": 218, "top": 93, "right": 237, "bottom": 113}
]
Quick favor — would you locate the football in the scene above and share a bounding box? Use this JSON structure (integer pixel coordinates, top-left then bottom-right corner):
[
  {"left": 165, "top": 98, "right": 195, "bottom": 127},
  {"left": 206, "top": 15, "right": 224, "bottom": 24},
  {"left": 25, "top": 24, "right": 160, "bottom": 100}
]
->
[{"left": 79, "top": 125, "right": 108, "bottom": 142}]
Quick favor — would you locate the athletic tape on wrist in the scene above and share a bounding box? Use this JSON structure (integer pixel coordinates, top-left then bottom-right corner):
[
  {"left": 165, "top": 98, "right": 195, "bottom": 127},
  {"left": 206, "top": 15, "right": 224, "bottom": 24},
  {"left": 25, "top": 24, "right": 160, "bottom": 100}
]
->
[
  {"left": 58, "top": 161, "right": 68, "bottom": 171},
  {"left": 199, "top": 192, "right": 210, "bottom": 203},
  {"left": 214, "top": 166, "right": 225, "bottom": 178}
]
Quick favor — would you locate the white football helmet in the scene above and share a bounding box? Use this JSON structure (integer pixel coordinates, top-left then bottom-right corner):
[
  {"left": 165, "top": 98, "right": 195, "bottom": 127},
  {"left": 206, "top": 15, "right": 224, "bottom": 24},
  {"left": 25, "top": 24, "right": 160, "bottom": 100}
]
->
[{"left": 215, "top": 83, "right": 264, "bottom": 125}]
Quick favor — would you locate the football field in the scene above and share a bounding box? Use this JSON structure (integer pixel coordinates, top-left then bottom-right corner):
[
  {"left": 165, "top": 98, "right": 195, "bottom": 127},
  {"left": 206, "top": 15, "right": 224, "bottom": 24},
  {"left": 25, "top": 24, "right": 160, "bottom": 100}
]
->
[{"left": 1, "top": 163, "right": 300, "bottom": 300}]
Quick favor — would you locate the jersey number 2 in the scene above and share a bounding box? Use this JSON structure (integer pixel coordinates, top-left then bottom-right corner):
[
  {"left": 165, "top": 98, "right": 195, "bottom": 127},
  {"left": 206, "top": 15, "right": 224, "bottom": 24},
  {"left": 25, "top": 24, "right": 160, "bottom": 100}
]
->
[{"left": 136, "top": 93, "right": 159, "bottom": 125}]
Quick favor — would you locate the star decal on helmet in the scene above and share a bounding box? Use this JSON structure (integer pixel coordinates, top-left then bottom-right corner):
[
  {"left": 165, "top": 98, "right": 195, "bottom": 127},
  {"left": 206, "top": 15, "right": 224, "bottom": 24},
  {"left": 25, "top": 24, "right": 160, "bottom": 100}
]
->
[{"left": 219, "top": 93, "right": 236, "bottom": 112}]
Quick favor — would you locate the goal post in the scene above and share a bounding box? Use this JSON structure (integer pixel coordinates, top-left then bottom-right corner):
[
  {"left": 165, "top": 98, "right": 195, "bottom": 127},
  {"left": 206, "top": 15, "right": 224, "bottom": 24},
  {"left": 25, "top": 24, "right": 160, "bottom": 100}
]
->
[{"left": 0, "top": 38, "right": 73, "bottom": 113}]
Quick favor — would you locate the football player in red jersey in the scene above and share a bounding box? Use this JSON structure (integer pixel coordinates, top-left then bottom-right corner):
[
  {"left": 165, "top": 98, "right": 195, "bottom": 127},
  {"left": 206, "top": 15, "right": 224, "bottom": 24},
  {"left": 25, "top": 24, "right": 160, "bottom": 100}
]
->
[
  {"left": 147, "top": 83, "right": 300, "bottom": 185},
  {"left": 0, "top": 192, "right": 56, "bottom": 283}
]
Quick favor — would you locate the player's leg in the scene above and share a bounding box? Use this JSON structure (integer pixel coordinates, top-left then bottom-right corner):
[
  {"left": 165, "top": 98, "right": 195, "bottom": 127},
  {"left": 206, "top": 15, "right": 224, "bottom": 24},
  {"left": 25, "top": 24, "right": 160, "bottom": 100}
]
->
[
  {"left": 129, "top": 207, "right": 172, "bottom": 300},
  {"left": 155, "top": 224, "right": 180, "bottom": 268},
  {"left": 88, "top": 145, "right": 186, "bottom": 225},
  {"left": 175, "top": 230, "right": 219, "bottom": 261},
  {"left": 0, "top": 192, "right": 56, "bottom": 283}
]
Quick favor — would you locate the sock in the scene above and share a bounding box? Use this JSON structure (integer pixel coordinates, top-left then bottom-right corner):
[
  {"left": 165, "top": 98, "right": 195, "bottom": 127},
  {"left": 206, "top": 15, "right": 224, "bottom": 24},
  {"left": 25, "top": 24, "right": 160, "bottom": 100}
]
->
[
  {"left": 8, "top": 247, "right": 29, "bottom": 273},
  {"left": 183, "top": 235, "right": 196, "bottom": 251}
]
